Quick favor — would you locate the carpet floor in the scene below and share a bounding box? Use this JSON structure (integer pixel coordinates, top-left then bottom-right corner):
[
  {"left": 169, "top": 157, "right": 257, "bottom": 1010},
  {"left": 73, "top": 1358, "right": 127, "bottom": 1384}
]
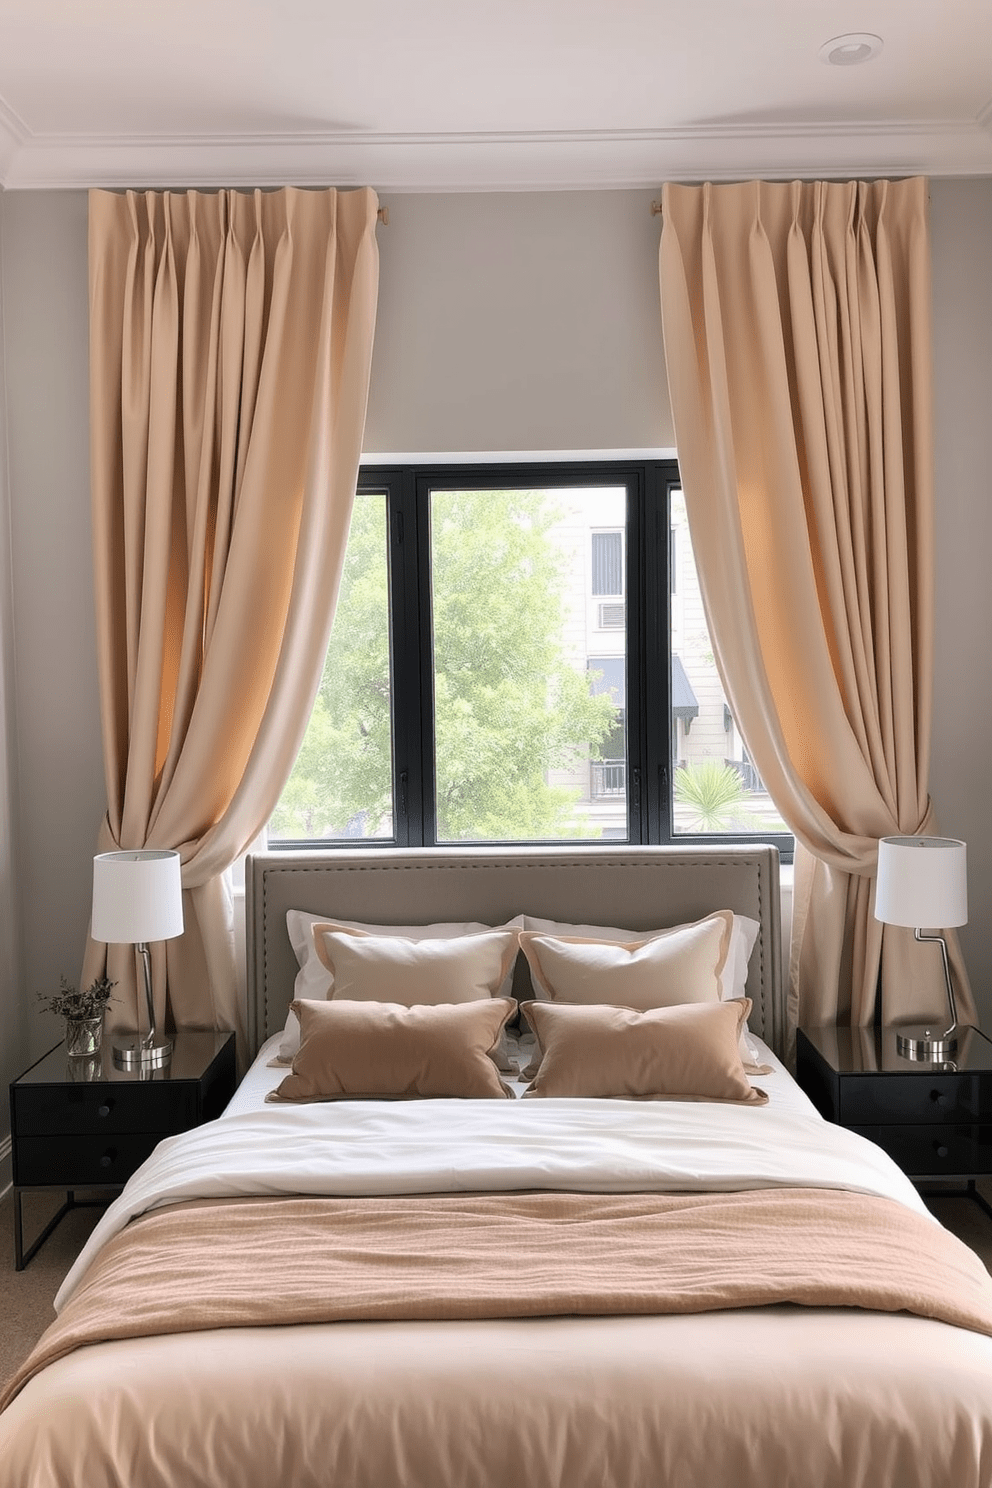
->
[
  {"left": 2, "top": 1182, "right": 992, "bottom": 1399},
  {"left": 1, "top": 1187, "right": 111, "bottom": 1393}
]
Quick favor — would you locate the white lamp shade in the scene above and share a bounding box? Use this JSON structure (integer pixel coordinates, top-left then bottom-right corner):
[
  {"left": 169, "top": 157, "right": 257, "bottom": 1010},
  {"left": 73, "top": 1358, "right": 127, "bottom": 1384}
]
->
[
  {"left": 91, "top": 850, "right": 185, "bottom": 944},
  {"left": 874, "top": 836, "right": 967, "bottom": 929}
]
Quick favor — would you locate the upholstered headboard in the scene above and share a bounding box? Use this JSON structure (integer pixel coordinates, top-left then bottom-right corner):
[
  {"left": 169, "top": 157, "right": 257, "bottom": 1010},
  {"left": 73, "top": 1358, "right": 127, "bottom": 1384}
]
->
[{"left": 245, "top": 844, "right": 784, "bottom": 1060}]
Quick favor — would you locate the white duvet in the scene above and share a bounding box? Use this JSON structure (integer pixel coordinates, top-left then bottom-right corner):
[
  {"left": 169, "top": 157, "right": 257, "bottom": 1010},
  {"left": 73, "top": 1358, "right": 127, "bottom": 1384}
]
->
[{"left": 57, "top": 1033, "right": 932, "bottom": 1312}]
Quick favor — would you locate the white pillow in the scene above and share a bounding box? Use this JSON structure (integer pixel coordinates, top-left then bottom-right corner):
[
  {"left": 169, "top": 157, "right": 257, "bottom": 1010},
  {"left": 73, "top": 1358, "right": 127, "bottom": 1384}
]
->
[{"left": 278, "top": 911, "right": 524, "bottom": 1066}]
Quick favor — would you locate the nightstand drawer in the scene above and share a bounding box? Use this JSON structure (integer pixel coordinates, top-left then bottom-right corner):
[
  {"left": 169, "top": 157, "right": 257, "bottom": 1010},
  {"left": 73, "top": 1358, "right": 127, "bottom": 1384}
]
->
[
  {"left": 13, "top": 1132, "right": 163, "bottom": 1187},
  {"left": 839, "top": 1073, "right": 987, "bottom": 1126},
  {"left": 12, "top": 1080, "right": 197, "bottom": 1137},
  {"left": 852, "top": 1123, "right": 992, "bottom": 1178}
]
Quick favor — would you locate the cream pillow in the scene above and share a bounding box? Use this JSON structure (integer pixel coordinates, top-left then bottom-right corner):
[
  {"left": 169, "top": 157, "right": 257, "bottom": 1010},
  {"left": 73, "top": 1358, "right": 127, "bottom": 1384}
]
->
[
  {"left": 277, "top": 911, "right": 523, "bottom": 1065},
  {"left": 520, "top": 998, "right": 767, "bottom": 1105},
  {"left": 269, "top": 997, "right": 516, "bottom": 1103},
  {"left": 519, "top": 913, "right": 732, "bottom": 1009},
  {"left": 313, "top": 926, "right": 519, "bottom": 1003},
  {"left": 521, "top": 911, "right": 759, "bottom": 1001},
  {"left": 286, "top": 909, "right": 523, "bottom": 1001}
]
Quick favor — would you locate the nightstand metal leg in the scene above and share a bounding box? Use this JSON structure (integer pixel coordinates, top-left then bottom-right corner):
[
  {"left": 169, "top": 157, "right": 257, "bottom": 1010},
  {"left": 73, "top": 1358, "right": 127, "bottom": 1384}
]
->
[
  {"left": 968, "top": 1180, "right": 992, "bottom": 1223},
  {"left": 14, "top": 1188, "right": 74, "bottom": 1271}
]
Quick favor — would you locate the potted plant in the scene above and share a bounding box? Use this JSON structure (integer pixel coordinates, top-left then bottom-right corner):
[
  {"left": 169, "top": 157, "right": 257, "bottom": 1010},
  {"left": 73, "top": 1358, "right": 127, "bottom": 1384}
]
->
[{"left": 37, "top": 974, "right": 117, "bottom": 1057}]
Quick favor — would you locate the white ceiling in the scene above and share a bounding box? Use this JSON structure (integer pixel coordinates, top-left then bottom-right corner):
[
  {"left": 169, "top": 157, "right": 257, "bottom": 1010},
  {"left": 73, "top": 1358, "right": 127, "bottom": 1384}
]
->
[{"left": 0, "top": 0, "right": 990, "bottom": 192}]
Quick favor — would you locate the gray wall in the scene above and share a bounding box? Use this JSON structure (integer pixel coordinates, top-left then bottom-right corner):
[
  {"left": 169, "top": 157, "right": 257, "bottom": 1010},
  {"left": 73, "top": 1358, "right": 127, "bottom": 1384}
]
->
[
  {"left": 0, "top": 187, "right": 26, "bottom": 1164},
  {"left": 929, "top": 178, "right": 992, "bottom": 1007},
  {"left": 0, "top": 181, "right": 989, "bottom": 1161},
  {"left": 0, "top": 190, "right": 103, "bottom": 1130}
]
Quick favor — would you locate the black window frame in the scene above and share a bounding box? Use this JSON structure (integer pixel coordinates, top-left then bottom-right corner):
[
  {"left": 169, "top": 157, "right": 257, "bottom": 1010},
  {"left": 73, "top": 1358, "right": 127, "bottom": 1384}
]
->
[{"left": 272, "top": 457, "right": 793, "bottom": 861}]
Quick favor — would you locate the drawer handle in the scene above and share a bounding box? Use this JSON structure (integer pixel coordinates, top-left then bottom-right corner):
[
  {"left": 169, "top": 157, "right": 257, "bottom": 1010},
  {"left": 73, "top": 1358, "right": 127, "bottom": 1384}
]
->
[
  {"left": 934, "top": 1143, "right": 950, "bottom": 1159},
  {"left": 99, "top": 1149, "right": 117, "bottom": 1169},
  {"left": 97, "top": 1101, "right": 113, "bottom": 1118},
  {"left": 929, "top": 1090, "right": 947, "bottom": 1106}
]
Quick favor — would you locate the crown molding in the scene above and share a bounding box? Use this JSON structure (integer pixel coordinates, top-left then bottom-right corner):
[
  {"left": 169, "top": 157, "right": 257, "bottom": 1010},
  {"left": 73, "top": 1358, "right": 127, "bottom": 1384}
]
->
[{"left": 1, "top": 117, "right": 991, "bottom": 192}]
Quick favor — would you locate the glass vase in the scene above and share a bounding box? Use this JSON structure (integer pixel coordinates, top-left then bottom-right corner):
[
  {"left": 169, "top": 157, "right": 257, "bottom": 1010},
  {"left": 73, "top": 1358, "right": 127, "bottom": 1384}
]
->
[
  {"left": 67, "top": 1052, "right": 102, "bottom": 1082},
  {"left": 65, "top": 1014, "right": 103, "bottom": 1058}
]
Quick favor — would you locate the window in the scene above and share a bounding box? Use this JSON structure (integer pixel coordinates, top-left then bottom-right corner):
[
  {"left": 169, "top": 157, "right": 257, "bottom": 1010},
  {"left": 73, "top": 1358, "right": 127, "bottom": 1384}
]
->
[
  {"left": 591, "top": 530, "right": 624, "bottom": 596},
  {"left": 270, "top": 459, "right": 792, "bottom": 857}
]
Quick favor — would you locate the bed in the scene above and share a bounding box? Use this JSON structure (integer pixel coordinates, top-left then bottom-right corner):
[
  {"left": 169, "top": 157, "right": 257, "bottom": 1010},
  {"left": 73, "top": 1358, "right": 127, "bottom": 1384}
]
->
[{"left": 3, "top": 843, "right": 992, "bottom": 1488}]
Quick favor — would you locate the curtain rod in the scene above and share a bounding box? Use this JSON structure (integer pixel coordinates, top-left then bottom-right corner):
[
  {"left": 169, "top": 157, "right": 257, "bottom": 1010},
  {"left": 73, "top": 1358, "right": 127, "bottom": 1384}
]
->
[{"left": 377, "top": 206, "right": 389, "bottom": 225}]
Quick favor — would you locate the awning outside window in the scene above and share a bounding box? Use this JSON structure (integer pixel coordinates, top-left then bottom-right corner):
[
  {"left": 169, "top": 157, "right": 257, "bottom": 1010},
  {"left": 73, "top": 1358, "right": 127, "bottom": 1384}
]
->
[
  {"left": 586, "top": 655, "right": 698, "bottom": 723},
  {"left": 671, "top": 654, "right": 699, "bottom": 722}
]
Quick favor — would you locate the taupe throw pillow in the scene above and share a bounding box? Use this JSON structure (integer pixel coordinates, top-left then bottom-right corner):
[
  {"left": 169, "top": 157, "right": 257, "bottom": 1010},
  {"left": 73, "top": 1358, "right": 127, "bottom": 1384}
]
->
[
  {"left": 269, "top": 997, "right": 516, "bottom": 1102},
  {"left": 520, "top": 998, "right": 767, "bottom": 1104}
]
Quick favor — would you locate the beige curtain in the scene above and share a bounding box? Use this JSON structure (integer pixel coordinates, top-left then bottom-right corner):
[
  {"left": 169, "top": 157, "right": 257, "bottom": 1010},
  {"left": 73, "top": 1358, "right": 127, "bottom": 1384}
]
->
[
  {"left": 659, "top": 176, "right": 974, "bottom": 1037},
  {"left": 85, "top": 186, "right": 380, "bottom": 1052}
]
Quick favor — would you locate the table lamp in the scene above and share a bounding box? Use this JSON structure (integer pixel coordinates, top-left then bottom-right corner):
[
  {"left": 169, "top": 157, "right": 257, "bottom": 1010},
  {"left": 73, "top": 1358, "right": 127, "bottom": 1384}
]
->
[
  {"left": 91, "top": 849, "right": 184, "bottom": 1068},
  {"left": 873, "top": 835, "right": 967, "bottom": 1061}
]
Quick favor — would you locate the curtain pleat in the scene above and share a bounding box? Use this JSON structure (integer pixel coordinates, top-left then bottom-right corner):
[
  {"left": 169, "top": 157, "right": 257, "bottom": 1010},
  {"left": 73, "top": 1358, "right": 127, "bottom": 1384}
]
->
[
  {"left": 659, "top": 177, "right": 973, "bottom": 1043},
  {"left": 86, "top": 186, "right": 379, "bottom": 1055}
]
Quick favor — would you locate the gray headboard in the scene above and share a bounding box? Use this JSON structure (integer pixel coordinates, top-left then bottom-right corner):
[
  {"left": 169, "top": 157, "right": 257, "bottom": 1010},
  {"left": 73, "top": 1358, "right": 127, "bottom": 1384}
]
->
[{"left": 245, "top": 844, "right": 784, "bottom": 1059}]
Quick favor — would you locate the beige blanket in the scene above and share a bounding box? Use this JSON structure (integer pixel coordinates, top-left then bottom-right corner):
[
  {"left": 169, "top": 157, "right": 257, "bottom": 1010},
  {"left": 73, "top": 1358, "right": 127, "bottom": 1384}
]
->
[{"left": 6, "top": 1185, "right": 992, "bottom": 1417}]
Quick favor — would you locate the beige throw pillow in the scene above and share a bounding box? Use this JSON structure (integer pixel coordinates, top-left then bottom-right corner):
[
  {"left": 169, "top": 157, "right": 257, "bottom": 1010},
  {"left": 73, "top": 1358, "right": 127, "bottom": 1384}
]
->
[
  {"left": 520, "top": 999, "right": 767, "bottom": 1104},
  {"left": 269, "top": 997, "right": 516, "bottom": 1103}
]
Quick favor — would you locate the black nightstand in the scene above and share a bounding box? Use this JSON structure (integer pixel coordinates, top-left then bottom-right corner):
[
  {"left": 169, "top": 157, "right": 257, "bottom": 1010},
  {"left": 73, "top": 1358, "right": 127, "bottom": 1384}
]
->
[
  {"left": 10, "top": 1028, "right": 236, "bottom": 1269},
  {"left": 797, "top": 1024, "right": 992, "bottom": 1217}
]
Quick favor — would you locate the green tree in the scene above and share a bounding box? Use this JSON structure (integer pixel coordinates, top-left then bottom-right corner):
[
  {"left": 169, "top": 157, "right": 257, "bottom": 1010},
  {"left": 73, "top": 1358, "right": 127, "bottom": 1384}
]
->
[
  {"left": 270, "top": 490, "right": 394, "bottom": 840},
  {"left": 271, "top": 488, "right": 617, "bottom": 841}
]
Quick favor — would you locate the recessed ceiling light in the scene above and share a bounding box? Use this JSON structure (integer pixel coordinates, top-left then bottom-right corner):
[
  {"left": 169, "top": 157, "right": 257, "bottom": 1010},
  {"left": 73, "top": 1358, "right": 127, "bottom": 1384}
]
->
[{"left": 819, "top": 33, "right": 884, "bottom": 66}]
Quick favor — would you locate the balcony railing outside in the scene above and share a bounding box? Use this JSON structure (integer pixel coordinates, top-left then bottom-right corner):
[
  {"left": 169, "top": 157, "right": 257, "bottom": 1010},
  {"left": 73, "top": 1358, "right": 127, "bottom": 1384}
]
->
[
  {"left": 590, "top": 759, "right": 626, "bottom": 798},
  {"left": 723, "top": 757, "right": 765, "bottom": 793},
  {"left": 591, "top": 756, "right": 771, "bottom": 807}
]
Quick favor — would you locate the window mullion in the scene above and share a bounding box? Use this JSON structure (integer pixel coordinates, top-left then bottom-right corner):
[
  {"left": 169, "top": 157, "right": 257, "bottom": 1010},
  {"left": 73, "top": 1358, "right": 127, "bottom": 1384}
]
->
[
  {"left": 383, "top": 470, "right": 428, "bottom": 847},
  {"left": 642, "top": 464, "right": 676, "bottom": 843},
  {"left": 413, "top": 473, "right": 438, "bottom": 847}
]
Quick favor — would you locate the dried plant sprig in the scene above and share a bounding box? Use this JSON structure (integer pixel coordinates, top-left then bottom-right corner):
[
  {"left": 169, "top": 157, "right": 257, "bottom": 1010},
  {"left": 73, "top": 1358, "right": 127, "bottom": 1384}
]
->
[{"left": 36, "top": 974, "right": 117, "bottom": 1021}]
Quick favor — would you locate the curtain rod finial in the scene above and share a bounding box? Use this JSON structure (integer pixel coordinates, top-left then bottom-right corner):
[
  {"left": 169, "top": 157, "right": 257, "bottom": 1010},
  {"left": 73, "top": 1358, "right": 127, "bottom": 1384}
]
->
[
  {"left": 650, "top": 199, "right": 663, "bottom": 217},
  {"left": 377, "top": 205, "right": 389, "bottom": 226}
]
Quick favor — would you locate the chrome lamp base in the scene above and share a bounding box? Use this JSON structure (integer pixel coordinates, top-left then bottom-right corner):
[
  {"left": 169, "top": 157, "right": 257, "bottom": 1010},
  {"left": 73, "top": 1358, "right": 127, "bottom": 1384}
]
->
[
  {"left": 112, "top": 1032, "right": 174, "bottom": 1069},
  {"left": 112, "top": 940, "right": 173, "bottom": 1068},
  {"left": 896, "top": 1024, "right": 959, "bottom": 1062},
  {"left": 894, "top": 929, "right": 961, "bottom": 1063}
]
